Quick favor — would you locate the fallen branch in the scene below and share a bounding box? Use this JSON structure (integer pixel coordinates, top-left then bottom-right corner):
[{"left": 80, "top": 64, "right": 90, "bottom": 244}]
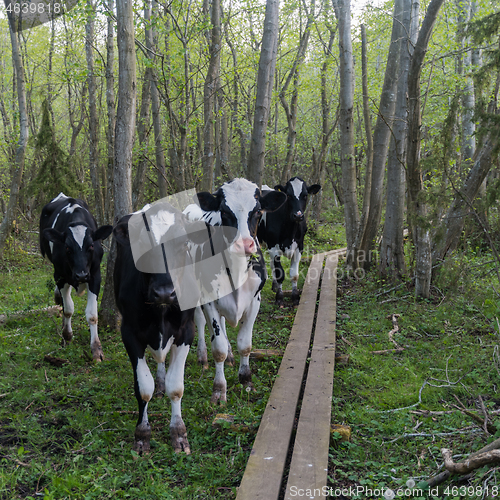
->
[
  {"left": 0, "top": 305, "right": 62, "bottom": 325},
  {"left": 442, "top": 448, "right": 500, "bottom": 475},
  {"left": 371, "top": 347, "right": 405, "bottom": 355},
  {"left": 424, "top": 436, "right": 500, "bottom": 488},
  {"left": 387, "top": 313, "right": 401, "bottom": 348},
  {"left": 453, "top": 395, "right": 497, "bottom": 435}
]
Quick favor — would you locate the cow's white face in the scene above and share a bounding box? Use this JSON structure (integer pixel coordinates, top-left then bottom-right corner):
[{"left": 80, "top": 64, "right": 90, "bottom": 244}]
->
[
  {"left": 276, "top": 177, "right": 321, "bottom": 223},
  {"left": 194, "top": 178, "right": 286, "bottom": 256}
]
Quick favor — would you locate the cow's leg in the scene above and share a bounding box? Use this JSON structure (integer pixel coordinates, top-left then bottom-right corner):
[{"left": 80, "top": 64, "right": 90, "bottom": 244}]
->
[
  {"left": 222, "top": 317, "right": 235, "bottom": 366},
  {"left": 290, "top": 248, "right": 302, "bottom": 306},
  {"left": 86, "top": 279, "right": 103, "bottom": 362},
  {"left": 156, "top": 362, "right": 166, "bottom": 397},
  {"left": 203, "top": 305, "right": 228, "bottom": 404},
  {"left": 269, "top": 246, "right": 285, "bottom": 307},
  {"left": 237, "top": 293, "right": 261, "bottom": 388},
  {"left": 195, "top": 306, "right": 208, "bottom": 370},
  {"left": 123, "top": 332, "right": 153, "bottom": 454},
  {"left": 60, "top": 283, "right": 74, "bottom": 342},
  {"left": 166, "top": 343, "right": 191, "bottom": 454}
]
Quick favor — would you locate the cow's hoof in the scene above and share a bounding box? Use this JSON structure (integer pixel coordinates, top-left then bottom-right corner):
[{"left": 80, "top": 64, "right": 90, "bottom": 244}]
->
[
  {"left": 134, "top": 423, "right": 151, "bottom": 455},
  {"left": 272, "top": 281, "right": 280, "bottom": 293},
  {"left": 91, "top": 342, "right": 104, "bottom": 362},
  {"left": 238, "top": 366, "right": 252, "bottom": 386},
  {"left": 62, "top": 328, "right": 73, "bottom": 342},
  {"left": 225, "top": 352, "right": 235, "bottom": 367},
  {"left": 210, "top": 389, "right": 227, "bottom": 405},
  {"left": 197, "top": 351, "right": 209, "bottom": 371},
  {"left": 54, "top": 288, "right": 63, "bottom": 306},
  {"left": 170, "top": 417, "right": 191, "bottom": 454},
  {"left": 291, "top": 290, "right": 300, "bottom": 307},
  {"left": 275, "top": 291, "right": 284, "bottom": 308}
]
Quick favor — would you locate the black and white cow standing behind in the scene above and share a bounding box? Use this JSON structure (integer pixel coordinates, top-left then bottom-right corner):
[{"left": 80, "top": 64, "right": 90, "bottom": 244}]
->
[
  {"left": 40, "top": 193, "right": 113, "bottom": 361},
  {"left": 257, "top": 177, "right": 321, "bottom": 307},
  {"left": 184, "top": 178, "right": 286, "bottom": 403},
  {"left": 113, "top": 206, "right": 208, "bottom": 454}
]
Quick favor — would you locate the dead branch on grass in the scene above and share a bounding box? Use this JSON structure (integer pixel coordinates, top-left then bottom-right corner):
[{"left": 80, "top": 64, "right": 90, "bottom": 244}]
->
[
  {"left": 425, "top": 436, "right": 500, "bottom": 488},
  {"left": 441, "top": 448, "right": 500, "bottom": 475},
  {"left": 453, "top": 395, "right": 497, "bottom": 435}
]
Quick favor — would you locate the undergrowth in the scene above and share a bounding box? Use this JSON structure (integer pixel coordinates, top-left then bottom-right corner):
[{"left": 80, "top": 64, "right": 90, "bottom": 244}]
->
[{"left": 330, "top": 252, "right": 500, "bottom": 499}]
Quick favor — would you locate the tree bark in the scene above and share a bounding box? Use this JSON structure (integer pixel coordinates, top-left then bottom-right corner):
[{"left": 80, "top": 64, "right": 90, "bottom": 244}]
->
[
  {"left": 0, "top": 9, "right": 29, "bottom": 257},
  {"left": 99, "top": 0, "right": 136, "bottom": 330},
  {"left": 201, "top": 0, "right": 221, "bottom": 192},
  {"left": 85, "top": 0, "right": 104, "bottom": 223},
  {"left": 247, "top": 0, "right": 279, "bottom": 187},
  {"left": 406, "top": 0, "right": 446, "bottom": 298},
  {"left": 279, "top": 0, "right": 315, "bottom": 184},
  {"left": 146, "top": 0, "right": 167, "bottom": 197},
  {"left": 358, "top": 0, "right": 405, "bottom": 268},
  {"left": 379, "top": 0, "right": 416, "bottom": 279},
  {"left": 333, "top": 0, "right": 359, "bottom": 269},
  {"left": 105, "top": 0, "right": 116, "bottom": 221}
]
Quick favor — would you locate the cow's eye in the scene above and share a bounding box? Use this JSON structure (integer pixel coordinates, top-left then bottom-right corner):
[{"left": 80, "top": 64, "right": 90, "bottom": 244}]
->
[
  {"left": 65, "top": 246, "right": 70, "bottom": 253},
  {"left": 89, "top": 244, "right": 94, "bottom": 251}
]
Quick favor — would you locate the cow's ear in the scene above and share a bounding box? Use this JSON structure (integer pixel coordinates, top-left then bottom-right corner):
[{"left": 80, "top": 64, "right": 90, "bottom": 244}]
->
[
  {"left": 307, "top": 184, "right": 321, "bottom": 195},
  {"left": 93, "top": 225, "right": 113, "bottom": 241},
  {"left": 197, "top": 192, "right": 220, "bottom": 212},
  {"left": 43, "top": 228, "right": 64, "bottom": 244},
  {"left": 260, "top": 191, "right": 287, "bottom": 213},
  {"left": 273, "top": 184, "right": 285, "bottom": 192},
  {"left": 113, "top": 222, "right": 129, "bottom": 247}
]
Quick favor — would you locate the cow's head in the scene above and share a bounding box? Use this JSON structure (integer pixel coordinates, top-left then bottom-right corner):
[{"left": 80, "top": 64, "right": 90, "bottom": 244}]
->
[
  {"left": 274, "top": 177, "right": 321, "bottom": 222},
  {"left": 114, "top": 208, "right": 209, "bottom": 310},
  {"left": 196, "top": 178, "right": 286, "bottom": 256},
  {"left": 43, "top": 223, "right": 112, "bottom": 284}
]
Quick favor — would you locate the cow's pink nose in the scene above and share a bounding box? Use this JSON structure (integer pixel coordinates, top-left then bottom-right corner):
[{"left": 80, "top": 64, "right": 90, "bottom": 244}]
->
[{"left": 233, "top": 238, "right": 256, "bottom": 255}]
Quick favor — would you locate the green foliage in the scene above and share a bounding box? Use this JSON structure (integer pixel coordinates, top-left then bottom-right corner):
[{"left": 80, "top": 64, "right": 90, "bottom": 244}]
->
[
  {"left": 331, "top": 254, "right": 500, "bottom": 494},
  {"left": 28, "top": 100, "right": 80, "bottom": 200}
]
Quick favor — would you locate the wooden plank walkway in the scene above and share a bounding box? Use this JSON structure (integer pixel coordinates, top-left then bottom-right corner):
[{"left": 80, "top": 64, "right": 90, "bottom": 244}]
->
[{"left": 237, "top": 249, "right": 344, "bottom": 500}]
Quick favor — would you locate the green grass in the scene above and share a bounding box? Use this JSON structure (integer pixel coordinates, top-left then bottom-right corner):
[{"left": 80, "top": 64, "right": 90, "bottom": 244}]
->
[
  {"left": 329, "top": 256, "right": 500, "bottom": 498},
  {"left": 0, "top": 231, "right": 303, "bottom": 500}
]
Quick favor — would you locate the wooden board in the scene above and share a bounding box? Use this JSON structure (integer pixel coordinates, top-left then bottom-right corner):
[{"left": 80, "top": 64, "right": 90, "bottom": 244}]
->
[
  {"left": 284, "top": 253, "right": 338, "bottom": 499},
  {"left": 236, "top": 253, "right": 325, "bottom": 500}
]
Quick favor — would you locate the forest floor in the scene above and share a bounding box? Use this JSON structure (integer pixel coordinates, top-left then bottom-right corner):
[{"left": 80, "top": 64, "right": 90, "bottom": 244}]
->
[{"left": 1, "top": 210, "right": 500, "bottom": 499}]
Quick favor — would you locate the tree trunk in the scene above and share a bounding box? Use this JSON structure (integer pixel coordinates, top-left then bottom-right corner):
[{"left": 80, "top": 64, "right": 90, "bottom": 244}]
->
[
  {"left": 333, "top": 0, "right": 359, "bottom": 269},
  {"left": 379, "top": 0, "right": 416, "bottom": 279},
  {"left": 353, "top": 23, "right": 373, "bottom": 266},
  {"left": 201, "top": 0, "right": 221, "bottom": 192},
  {"left": 310, "top": 25, "right": 337, "bottom": 220},
  {"left": 358, "top": 0, "right": 405, "bottom": 268},
  {"left": 0, "top": 11, "right": 29, "bottom": 257},
  {"left": 132, "top": 68, "right": 151, "bottom": 210},
  {"left": 105, "top": 0, "right": 116, "bottom": 221},
  {"left": 146, "top": 0, "right": 167, "bottom": 197},
  {"left": 432, "top": 126, "right": 500, "bottom": 263},
  {"left": 247, "top": 0, "right": 279, "bottom": 187},
  {"left": 85, "top": 0, "right": 104, "bottom": 223},
  {"left": 279, "top": 0, "right": 314, "bottom": 184},
  {"left": 99, "top": 0, "right": 136, "bottom": 330},
  {"left": 406, "top": 0, "right": 446, "bottom": 298}
]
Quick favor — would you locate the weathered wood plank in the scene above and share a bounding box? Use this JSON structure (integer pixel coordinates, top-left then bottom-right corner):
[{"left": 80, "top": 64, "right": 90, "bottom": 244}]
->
[
  {"left": 236, "top": 253, "right": 325, "bottom": 500},
  {"left": 284, "top": 253, "right": 338, "bottom": 499}
]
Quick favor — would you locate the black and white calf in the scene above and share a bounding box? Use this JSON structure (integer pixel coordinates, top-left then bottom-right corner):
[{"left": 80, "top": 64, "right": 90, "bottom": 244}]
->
[
  {"left": 40, "top": 193, "right": 112, "bottom": 361},
  {"left": 257, "top": 177, "right": 321, "bottom": 306},
  {"left": 184, "top": 178, "right": 286, "bottom": 403},
  {"left": 113, "top": 207, "right": 206, "bottom": 454}
]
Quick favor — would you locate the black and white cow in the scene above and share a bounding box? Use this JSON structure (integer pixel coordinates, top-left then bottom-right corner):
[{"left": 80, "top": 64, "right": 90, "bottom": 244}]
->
[
  {"left": 113, "top": 206, "right": 208, "bottom": 454},
  {"left": 184, "top": 178, "right": 286, "bottom": 403},
  {"left": 257, "top": 177, "right": 321, "bottom": 306},
  {"left": 40, "top": 193, "right": 113, "bottom": 361}
]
